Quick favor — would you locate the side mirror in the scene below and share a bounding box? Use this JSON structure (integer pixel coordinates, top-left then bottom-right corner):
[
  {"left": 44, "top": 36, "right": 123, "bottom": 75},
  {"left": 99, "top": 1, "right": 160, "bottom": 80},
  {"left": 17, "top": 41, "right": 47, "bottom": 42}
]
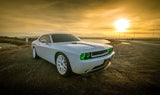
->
[{"left": 41, "top": 39, "right": 47, "bottom": 43}]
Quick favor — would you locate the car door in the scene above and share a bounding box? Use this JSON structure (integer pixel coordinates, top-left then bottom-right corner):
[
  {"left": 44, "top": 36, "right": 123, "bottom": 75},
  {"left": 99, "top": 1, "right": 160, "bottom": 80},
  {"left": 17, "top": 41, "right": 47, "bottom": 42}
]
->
[{"left": 36, "top": 35, "right": 52, "bottom": 61}]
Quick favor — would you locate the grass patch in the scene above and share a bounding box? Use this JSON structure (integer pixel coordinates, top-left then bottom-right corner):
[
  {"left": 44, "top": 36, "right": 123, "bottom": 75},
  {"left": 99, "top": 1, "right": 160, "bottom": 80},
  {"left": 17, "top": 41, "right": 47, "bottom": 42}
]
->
[
  {"left": 0, "top": 37, "right": 31, "bottom": 51},
  {"left": 0, "top": 38, "right": 27, "bottom": 46}
]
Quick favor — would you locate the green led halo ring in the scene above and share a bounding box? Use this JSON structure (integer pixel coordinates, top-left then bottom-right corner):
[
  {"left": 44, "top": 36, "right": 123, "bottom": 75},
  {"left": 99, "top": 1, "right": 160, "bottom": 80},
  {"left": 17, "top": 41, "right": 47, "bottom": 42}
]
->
[
  {"left": 86, "top": 53, "right": 90, "bottom": 59},
  {"left": 80, "top": 53, "right": 86, "bottom": 60}
]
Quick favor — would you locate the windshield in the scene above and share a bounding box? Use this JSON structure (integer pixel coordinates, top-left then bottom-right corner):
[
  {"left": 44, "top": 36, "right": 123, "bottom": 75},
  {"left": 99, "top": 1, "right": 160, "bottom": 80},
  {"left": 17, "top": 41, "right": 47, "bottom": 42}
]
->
[{"left": 52, "top": 34, "right": 80, "bottom": 42}]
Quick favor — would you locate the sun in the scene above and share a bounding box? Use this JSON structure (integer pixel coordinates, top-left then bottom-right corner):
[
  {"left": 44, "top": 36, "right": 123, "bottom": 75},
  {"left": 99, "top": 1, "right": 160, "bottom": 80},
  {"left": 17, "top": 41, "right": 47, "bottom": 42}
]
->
[{"left": 114, "top": 19, "right": 130, "bottom": 32}]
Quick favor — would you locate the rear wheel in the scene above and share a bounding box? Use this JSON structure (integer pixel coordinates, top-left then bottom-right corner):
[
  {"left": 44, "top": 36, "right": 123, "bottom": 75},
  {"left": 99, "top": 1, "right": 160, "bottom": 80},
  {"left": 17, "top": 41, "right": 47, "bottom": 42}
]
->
[
  {"left": 32, "top": 47, "right": 38, "bottom": 59},
  {"left": 56, "top": 53, "right": 71, "bottom": 76}
]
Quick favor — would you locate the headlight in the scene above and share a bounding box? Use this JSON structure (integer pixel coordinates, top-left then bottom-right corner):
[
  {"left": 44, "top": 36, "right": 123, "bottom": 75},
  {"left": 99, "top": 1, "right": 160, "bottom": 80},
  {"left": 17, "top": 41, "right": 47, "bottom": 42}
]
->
[
  {"left": 80, "top": 52, "right": 91, "bottom": 60},
  {"left": 108, "top": 48, "right": 113, "bottom": 54}
]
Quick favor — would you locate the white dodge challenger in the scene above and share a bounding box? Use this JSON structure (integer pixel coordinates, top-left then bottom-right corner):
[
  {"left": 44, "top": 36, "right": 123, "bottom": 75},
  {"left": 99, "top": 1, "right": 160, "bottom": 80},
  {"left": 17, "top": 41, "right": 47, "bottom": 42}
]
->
[{"left": 31, "top": 33, "right": 115, "bottom": 76}]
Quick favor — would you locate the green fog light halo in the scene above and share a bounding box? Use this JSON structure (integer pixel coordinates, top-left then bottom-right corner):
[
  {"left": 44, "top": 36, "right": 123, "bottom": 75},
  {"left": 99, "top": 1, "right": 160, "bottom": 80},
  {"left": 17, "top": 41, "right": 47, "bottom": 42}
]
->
[
  {"left": 86, "top": 53, "right": 90, "bottom": 58},
  {"left": 108, "top": 48, "right": 113, "bottom": 54},
  {"left": 80, "top": 52, "right": 91, "bottom": 60},
  {"left": 80, "top": 53, "right": 86, "bottom": 60}
]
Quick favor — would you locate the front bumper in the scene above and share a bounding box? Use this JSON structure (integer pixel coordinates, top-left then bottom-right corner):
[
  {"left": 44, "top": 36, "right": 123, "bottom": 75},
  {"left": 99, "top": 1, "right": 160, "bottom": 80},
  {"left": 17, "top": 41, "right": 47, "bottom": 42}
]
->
[
  {"left": 71, "top": 51, "right": 115, "bottom": 74},
  {"left": 85, "top": 59, "right": 112, "bottom": 74}
]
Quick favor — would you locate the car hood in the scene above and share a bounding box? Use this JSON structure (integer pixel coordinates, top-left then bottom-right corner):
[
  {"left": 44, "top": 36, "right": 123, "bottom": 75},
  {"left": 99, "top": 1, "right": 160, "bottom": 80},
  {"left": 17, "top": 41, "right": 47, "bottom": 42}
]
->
[{"left": 52, "top": 41, "right": 112, "bottom": 53}]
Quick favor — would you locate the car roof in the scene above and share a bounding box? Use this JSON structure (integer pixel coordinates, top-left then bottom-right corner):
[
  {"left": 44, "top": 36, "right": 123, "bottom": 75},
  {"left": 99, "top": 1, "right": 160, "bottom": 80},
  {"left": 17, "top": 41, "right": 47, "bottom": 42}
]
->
[{"left": 38, "top": 33, "right": 70, "bottom": 39}]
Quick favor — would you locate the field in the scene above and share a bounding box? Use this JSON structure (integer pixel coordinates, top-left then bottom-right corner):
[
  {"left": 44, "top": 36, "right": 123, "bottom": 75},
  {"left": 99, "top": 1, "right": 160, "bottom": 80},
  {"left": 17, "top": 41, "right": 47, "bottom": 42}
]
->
[{"left": 0, "top": 37, "right": 160, "bottom": 95}]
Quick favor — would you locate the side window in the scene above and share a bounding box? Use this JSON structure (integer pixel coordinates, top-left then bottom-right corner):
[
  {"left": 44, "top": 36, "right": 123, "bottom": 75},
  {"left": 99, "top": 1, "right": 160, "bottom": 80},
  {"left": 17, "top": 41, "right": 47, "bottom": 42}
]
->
[{"left": 39, "top": 35, "right": 51, "bottom": 43}]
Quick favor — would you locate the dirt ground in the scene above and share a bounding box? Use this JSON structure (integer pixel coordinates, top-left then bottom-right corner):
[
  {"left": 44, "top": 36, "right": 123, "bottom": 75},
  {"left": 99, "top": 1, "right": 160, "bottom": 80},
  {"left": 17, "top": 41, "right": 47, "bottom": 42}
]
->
[{"left": 0, "top": 40, "right": 160, "bottom": 95}]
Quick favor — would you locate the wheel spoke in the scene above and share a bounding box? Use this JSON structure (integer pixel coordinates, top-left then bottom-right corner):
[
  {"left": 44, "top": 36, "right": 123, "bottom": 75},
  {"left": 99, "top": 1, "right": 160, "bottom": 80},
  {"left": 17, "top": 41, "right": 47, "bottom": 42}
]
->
[
  {"left": 61, "top": 66, "right": 65, "bottom": 72},
  {"left": 62, "top": 62, "right": 67, "bottom": 69},
  {"left": 60, "top": 66, "right": 64, "bottom": 74},
  {"left": 63, "top": 65, "right": 67, "bottom": 69},
  {"left": 59, "top": 55, "right": 63, "bottom": 60},
  {"left": 57, "top": 60, "right": 61, "bottom": 64},
  {"left": 57, "top": 58, "right": 61, "bottom": 63},
  {"left": 57, "top": 64, "right": 60, "bottom": 70}
]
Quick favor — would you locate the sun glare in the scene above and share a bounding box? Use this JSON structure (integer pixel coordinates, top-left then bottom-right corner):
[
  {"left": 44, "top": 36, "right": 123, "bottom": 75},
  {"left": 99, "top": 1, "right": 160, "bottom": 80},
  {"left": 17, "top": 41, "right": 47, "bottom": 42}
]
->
[{"left": 114, "top": 19, "right": 130, "bottom": 32}]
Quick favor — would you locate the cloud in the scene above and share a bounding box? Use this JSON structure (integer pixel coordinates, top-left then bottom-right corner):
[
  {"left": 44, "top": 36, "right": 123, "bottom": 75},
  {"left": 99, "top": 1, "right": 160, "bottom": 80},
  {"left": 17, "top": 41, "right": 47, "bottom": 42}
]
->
[{"left": 0, "top": 0, "right": 160, "bottom": 37}]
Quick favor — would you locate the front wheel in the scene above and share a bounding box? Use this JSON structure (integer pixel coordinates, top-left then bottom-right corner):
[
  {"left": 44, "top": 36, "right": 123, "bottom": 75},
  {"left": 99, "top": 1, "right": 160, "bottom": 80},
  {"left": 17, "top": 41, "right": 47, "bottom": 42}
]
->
[
  {"left": 32, "top": 47, "right": 38, "bottom": 59},
  {"left": 56, "top": 53, "right": 71, "bottom": 76}
]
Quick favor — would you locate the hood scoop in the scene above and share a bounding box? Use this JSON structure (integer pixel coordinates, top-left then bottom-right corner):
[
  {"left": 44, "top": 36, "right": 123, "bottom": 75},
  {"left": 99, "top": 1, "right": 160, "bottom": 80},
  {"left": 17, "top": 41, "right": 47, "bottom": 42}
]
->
[
  {"left": 71, "top": 42, "right": 97, "bottom": 48},
  {"left": 71, "top": 42, "right": 77, "bottom": 44}
]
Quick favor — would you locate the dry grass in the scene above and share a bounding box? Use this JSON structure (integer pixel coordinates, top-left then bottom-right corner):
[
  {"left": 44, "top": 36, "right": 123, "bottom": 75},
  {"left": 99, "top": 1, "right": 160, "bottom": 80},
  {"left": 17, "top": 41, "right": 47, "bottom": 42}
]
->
[{"left": 0, "top": 38, "right": 27, "bottom": 46}]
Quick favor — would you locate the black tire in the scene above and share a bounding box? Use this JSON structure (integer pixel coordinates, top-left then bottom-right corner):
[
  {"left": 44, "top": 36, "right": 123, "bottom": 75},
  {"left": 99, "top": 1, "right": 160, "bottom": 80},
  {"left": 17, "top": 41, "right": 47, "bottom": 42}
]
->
[{"left": 55, "top": 53, "right": 72, "bottom": 77}]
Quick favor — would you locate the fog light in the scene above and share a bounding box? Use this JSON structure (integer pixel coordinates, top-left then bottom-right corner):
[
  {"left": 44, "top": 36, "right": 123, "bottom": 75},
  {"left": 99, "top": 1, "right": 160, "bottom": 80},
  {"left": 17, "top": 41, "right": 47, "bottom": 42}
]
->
[
  {"left": 108, "top": 48, "right": 113, "bottom": 54},
  {"left": 80, "top": 53, "right": 91, "bottom": 60},
  {"left": 80, "top": 53, "right": 86, "bottom": 60}
]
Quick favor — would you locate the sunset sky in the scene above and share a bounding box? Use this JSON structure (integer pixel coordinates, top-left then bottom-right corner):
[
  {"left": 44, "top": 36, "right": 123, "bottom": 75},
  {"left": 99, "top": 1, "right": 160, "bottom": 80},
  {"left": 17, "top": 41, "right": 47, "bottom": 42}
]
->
[{"left": 0, "top": 0, "right": 160, "bottom": 38}]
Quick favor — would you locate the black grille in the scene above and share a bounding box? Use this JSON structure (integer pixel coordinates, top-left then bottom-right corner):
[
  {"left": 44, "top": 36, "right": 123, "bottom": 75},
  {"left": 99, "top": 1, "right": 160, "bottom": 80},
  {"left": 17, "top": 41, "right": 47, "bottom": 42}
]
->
[{"left": 92, "top": 50, "right": 108, "bottom": 56}]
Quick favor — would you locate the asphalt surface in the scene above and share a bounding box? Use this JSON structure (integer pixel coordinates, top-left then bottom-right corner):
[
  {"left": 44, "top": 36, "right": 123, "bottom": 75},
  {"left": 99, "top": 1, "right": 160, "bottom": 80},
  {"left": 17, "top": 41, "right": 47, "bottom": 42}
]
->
[{"left": 0, "top": 40, "right": 160, "bottom": 95}]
